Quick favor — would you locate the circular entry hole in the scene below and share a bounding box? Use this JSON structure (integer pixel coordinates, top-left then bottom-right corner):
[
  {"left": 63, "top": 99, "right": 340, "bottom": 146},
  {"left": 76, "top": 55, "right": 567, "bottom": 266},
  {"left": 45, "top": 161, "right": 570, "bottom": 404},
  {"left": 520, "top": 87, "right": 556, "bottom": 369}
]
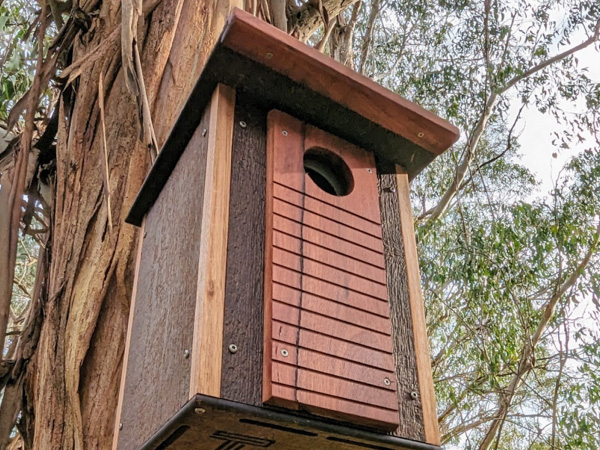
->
[{"left": 303, "top": 147, "right": 354, "bottom": 196}]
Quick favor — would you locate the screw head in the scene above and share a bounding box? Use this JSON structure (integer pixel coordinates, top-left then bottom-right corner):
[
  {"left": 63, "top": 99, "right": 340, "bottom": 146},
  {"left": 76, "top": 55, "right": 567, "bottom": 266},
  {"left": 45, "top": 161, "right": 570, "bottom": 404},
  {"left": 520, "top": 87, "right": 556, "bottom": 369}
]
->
[
  {"left": 417, "top": 132, "right": 425, "bottom": 138},
  {"left": 228, "top": 344, "right": 238, "bottom": 354},
  {"left": 410, "top": 391, "right": 419, "bottom": 400},
  {"left": 281, "top": 349, "right": 289, "bottom": 357},
  {"left": 265, "top": 52, "right": 273, "bottom": 59},
  {"left": 282, "top": 130, "right": 288, "bottom": 136},
  {"left": 194, "top": 407, "right": 206, "bottom": 415},
  {"left": 202, "top": 129, "right": 207, "bottom": 137},
  {"left": 366, "top": 168, "right": 373, "bottom": 173},
  {"left": 239, "top": 121, "right": 247, "bottom": 128},
  {"left": 383, "top": 378, "right": 391, "bottom": 386},
  {"left": 119, "top": 422, "right": 123, "bottom": 430},
  {"left": 183, "top": 349, "right": 190, "bottom": 359}
]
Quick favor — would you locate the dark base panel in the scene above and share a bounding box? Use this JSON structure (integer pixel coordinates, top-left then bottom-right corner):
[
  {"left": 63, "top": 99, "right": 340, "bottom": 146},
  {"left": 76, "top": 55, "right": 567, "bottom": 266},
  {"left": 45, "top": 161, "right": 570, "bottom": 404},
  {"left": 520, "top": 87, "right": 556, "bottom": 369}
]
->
[{"left": 141, "top": 395, "right": 442, "bottom": 450}]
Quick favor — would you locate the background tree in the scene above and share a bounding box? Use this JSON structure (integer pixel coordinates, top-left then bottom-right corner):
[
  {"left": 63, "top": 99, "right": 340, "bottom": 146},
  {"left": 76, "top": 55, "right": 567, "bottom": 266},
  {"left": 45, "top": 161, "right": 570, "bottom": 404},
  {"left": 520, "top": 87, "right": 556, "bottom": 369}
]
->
[{"left": 1, "top": 0, "right": 599, "bottom": 449}]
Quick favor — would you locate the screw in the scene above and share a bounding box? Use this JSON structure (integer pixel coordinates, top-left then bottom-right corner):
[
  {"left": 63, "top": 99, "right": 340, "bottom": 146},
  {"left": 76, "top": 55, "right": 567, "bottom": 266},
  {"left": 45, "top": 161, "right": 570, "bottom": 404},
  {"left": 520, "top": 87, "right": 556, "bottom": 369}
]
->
[
  {"left": 383, "top": 378, "right": 391, "bottom": 386},
  {"left": 417, "top": 132, "right": 424, "bottom": 138},
  {"left": 366, "top": 168, "right": 372, "bottom": 173},
  {"left": 410, "top": 391, "right": 419, "bottom": 400},
  {"left": 390, "top": 187, "right": 396, "bottom": 193},
  {"left": 143, "top": 231, "right": 147, "bottom": 238},
  {"left": 202, "top": 129, "right": 207, "bottom": 137},
  {"left": 282, "top": 130, "right": 288, "bottom": 136},
  {"left": 119, "top": 423, "right": 123, "bottom": 430},
  {"left": 183, "top": 349, "right": 190, "bottom": 359},
  {"left": 228, "top": 344, "right": 238, "bottom": 354},
  {"left": 194, "top": 407, "right": 206, "bottom": 415},
  {"left": 266, "top": 52, "right": 273, "bottom": 59},
  {"left": 281, "top": 349, "right": 289, "bottom": 357},
  {"left": 239, "top": 121, "right": 247, "bottom": 128}
]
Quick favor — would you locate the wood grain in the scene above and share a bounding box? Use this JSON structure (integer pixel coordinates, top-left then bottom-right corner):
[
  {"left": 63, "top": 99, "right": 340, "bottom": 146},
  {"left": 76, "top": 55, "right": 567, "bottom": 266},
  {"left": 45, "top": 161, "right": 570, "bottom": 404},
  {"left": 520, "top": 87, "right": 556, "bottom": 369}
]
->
[
  {"left": 220, "top": 97, "right": 267, "bottom": 406},
  {"left": 189, "top": 84, "right": 236, "bottom": 398},
  {"left": 264, "top": 110, "right": 399, "bottom": 430},
  {"left": 111, "top": 219, "right": 145, "bottom": 450},
  {"left": 396, "top": 166, "right": 441, "bottom": 445},
  {"left": 378, "top": 168, "right": 425, "bottom": 441},
  {"left": 221, "top": 9, "right": 460, "bottom": 156},
  {"left": 116, "top": 107, "right": 211, "bottom": 449}
]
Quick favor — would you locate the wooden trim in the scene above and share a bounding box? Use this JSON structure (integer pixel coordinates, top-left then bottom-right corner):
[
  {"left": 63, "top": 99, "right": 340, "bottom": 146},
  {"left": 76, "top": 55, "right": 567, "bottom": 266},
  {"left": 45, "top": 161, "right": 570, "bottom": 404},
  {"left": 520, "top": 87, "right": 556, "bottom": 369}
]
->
[
  {"left": 189, "top": 84, "right": 236, "bottom": 398},
  {"left": 221, "top": 9, "right": 459, "bottom": 156},
  {"left": 112, "top": 219, "right": 146, "bottom": 450},
  {"left": 262, "top": 111, "right": 276, "bottom": 404},
  {"left": 395, "top": 166, "right": 440, "bottom": 446}
]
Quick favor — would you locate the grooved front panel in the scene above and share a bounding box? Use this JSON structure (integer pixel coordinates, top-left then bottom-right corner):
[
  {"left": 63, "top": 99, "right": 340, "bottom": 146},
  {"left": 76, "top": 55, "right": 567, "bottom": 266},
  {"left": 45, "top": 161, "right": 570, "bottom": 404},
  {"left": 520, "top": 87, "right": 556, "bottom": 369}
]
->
[{"left": 264, "top": 110, "right": 400, "bottom": 431}]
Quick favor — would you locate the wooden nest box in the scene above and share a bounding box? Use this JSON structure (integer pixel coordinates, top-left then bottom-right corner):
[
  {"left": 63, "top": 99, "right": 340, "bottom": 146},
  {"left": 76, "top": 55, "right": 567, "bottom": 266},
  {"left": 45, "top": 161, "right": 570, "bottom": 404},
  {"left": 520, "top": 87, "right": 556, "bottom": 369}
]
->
[{"left": 114, "top": 9, "right": 459, "bottom": 450}]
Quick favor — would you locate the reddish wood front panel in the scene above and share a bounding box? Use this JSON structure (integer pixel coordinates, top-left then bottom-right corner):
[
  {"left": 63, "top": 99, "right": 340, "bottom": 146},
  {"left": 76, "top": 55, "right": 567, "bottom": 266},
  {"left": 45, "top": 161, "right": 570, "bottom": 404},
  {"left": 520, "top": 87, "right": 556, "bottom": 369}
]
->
[{"left": 264, "top": 110, "right": 400, "bottom": 430}]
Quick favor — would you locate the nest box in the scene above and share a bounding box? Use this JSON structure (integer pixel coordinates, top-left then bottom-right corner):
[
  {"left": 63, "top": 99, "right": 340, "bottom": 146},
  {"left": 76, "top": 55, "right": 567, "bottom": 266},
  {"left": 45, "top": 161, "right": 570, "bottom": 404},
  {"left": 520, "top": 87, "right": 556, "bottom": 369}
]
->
[{"left": 113, "top": 9, "right": 459, "bottom": 450}]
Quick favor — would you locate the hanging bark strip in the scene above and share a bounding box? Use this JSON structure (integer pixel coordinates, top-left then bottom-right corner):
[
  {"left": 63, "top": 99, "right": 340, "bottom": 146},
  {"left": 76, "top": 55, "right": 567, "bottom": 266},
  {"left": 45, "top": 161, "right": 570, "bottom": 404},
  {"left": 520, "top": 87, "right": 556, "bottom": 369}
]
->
[{"left": 0, "top": 0, "right": 48, "bottom": 361}]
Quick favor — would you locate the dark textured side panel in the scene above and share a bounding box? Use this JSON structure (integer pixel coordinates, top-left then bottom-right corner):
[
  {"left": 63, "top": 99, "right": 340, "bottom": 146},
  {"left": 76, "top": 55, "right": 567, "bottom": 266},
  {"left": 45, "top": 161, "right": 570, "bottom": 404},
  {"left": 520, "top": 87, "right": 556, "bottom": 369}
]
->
[
  {"left": 220, "top": 97, "right": 267, "bottom": 405},
  {"left": 117, "top": 109, "right": 211, "bottom": 450},
  {"left": 377, "top": 166, "right": 425, "bottom": 442}
]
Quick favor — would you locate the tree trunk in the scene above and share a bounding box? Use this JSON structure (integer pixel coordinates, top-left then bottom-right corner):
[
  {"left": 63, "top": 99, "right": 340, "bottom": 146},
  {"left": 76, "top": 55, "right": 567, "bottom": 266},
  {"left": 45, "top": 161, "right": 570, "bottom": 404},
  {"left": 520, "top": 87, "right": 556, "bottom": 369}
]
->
[{"left": 28, "top": 0, "right": 243, "bottom": 448}]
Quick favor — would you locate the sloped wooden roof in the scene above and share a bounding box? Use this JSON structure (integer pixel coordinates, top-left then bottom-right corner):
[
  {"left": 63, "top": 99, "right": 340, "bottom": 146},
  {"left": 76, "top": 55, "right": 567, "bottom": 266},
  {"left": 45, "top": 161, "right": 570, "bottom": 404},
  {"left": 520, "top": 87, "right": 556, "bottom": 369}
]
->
[{"left": 126, "top": 8, "right": 459, "bottom": 226}]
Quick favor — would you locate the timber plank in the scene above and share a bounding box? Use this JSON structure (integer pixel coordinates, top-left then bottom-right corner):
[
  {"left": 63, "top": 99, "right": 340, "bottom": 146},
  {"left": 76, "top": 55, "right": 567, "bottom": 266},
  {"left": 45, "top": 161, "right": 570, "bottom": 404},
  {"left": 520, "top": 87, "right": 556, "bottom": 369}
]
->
[
  {"left": 396, "top": 167, "right": 441, "bottom": 445},
  {"left": 272, "top": 323, "right": 394, "bottom": 371},
  {"left": 378, "top": 166, "right": 425, "bottom": 441},
  {"left": 222, "top": 9, "right": 459, "bottom": 156},
  {"left": 220, "top": 97, "right": 267, "bottom": 406},
  {"left": 117, "top": 107, "right": 211, "bottom": 450},
  {"left": 190, "top": 84, "right": 236, "bottom": 398}
]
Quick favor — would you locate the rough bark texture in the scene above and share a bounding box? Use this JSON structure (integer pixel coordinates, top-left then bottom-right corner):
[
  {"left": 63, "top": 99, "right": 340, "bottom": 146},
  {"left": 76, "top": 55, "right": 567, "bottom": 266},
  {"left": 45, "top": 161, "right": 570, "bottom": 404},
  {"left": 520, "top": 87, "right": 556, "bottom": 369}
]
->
[{"left": 29, "top": 0, "right": 242, "bottom": 448}]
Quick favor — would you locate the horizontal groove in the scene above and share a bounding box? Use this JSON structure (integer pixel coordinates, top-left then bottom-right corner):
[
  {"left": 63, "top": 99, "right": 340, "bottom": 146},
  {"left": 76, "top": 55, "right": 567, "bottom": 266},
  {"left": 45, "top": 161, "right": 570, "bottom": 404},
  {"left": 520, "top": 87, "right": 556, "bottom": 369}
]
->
[
  {"left": 272, "top": 299, "right": 391, "bottom": 337},
  {"left": 272, "top": 224, "right": 385, "bottom": 272},
  {"left": 272, "top": 322, "right": 394, "bottom": 371},
  {"left": 272, "top": 276, "right": 390, "bottom": 319},
  {"left": 273, "top": 193, "right": 381, "bottom": 240},
  {"left": 272, "top": 282, "right": 391, "bottom": 329},
  {"left": 273, "top": 263, "right": 388, "bottom": 303},
  {"left": 274, "top": 180, "right": 382, "bottom": 227},
  {"left": 272, "top": 358, "right": 396, "bottom": 394},
  {"left": 272, "top": 314, "right": 393, "bottom": 354},
  {"left": 271, "top": 337, "right": 394, "bottom": 373},
  {"left": 273, "top": 243, "right": 388, "bottom": 288},
  {"left": 273, "top": 214, "right": 385, "bottom": 268},
  {"left": 270, "top": 382, "right": 399, "bottom": 413}
]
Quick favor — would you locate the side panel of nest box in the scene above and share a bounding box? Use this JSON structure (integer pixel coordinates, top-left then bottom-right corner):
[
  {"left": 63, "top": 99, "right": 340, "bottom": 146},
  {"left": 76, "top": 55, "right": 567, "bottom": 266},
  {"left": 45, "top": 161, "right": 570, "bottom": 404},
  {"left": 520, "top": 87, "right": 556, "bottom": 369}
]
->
[{"left": 263, "top": 110, "right": 400, "bottom": 430}]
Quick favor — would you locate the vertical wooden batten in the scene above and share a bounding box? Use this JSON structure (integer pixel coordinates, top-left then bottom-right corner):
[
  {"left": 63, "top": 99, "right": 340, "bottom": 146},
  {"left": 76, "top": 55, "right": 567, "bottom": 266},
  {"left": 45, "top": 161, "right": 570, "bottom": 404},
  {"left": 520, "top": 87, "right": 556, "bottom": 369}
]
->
[
  {"left": 395, "top": 166, "right": 441, "bottom": 446},
  {"left": 112, "top": 218, "right": 145, "bottom": 450},
  {"left": 189, "top": 84, "right": 236, "bottom": 398}
]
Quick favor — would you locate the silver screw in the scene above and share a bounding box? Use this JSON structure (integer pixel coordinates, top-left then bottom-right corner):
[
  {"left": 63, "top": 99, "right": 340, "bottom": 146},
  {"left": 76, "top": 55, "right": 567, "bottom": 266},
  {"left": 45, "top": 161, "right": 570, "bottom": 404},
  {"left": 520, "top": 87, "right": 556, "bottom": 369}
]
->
[
  {"left": 183, "top": 349, "right": 190, "bottom": 359},
  {"left": 194, "top": 407, "right": 206, "bottom": 415},
  {"left": 417, "top": 132, "right": 424, "bottom": 138},
  {"left": 383, "top": 378, "right": 391, "bottom": 386},
  {"left": 390, "top": 187, "right": 396, "bottom": 193},
  {"left": 266, "top": 52, "right": 273, "bottom": 59},
  {"left": 119, "top": 423, "right": 123, "bottom": 430},
  {"left": 228, "top": 344, "right": 238, "bottom": 354},
  {"left": 281, "top": 349, "right": 289, "bottom": 357},
  {"left": 202, "top": 129, "right": 207, "bottom": 137},
  {"left": 282, "top": 130, "right": 288, "bottom": 136},
  {"left": 410, "top": 391, "right": 419, "bottom": 400},
  {"left": 239, "top": 121, "right": 247, "bottom": 128},
  {"left": 366, "top": 168, "right": 372, "bottom": 173}
]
